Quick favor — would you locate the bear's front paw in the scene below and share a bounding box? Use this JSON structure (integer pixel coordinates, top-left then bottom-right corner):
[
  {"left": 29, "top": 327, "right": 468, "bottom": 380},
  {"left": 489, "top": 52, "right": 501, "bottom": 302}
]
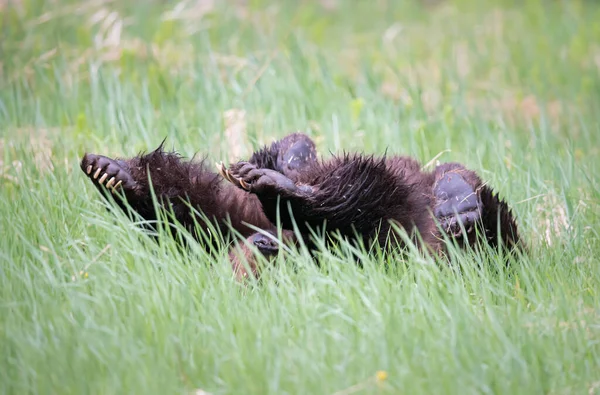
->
[
  {"left": 81, "top": 154, "right": 136, "bottom": 193},
  {"left": 216, "top": 161, "right": 302, "bottom": 196}
]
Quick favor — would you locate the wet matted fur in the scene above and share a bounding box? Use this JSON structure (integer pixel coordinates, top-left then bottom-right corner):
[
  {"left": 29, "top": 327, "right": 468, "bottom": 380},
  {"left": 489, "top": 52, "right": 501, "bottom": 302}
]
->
[{"left": 81, "top": 132, "right": 522, "bottom": 280}]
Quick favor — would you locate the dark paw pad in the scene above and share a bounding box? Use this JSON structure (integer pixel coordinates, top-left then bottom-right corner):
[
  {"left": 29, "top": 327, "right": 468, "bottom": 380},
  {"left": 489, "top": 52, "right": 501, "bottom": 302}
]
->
[
  {"left": 434, "top": 171, "right": 482, "bottom": 236},
  {"left": 216, "top": 161, "right": 307, "bottom": 196},
  {"left": 279, "top": 139, "right": 317, "bottom": 175},
  {"left": 80, "top": 153, "right": 136, "bottom": 193},
  {"left": 251, "top": 232, "right": 280, "bottom": 258}
]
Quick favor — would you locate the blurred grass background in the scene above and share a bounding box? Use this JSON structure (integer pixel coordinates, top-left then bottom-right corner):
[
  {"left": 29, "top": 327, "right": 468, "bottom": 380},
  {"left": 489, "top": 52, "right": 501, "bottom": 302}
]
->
[{"left": 1, "top": 0, "right": 600, "bottom": 394}]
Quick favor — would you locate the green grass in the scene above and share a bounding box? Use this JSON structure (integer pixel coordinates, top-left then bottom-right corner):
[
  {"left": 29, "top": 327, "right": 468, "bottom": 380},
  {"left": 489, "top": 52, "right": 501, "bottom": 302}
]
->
[{"left": 1, "top": 0, "right": 600, "bottom": 393}]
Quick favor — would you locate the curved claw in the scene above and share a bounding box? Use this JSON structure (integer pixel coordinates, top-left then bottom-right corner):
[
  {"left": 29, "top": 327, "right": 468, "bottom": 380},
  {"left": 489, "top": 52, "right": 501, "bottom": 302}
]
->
[
  {"left": 99, "top": 173, "right": 108, "bottom": 184},
  {"left": 215, "top": 162, "right": 226, "bottom": 179},
  {"left": 225, "top": 169, "right": 236, "bottom": 185},
  {"left": 227, "top": 169, "right": 250, "bottom": 191},
  {"left": 216, "top": 162, "right": 233, "bottom": 183},
  {"left": 111, "top": 180, "right": 123, "bottom": 193},
  {"left": 216, "top": 161, "right": 253, "bottom": 191},
  {"left": 239, "top": 178, "right": 250, "bottom": 190}
]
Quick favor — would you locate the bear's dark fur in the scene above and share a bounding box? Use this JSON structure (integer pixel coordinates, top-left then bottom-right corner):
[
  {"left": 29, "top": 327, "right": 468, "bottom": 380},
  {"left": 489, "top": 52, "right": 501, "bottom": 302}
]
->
[{"left": 80, "top": 133, "right": 521, "bottom": 280}]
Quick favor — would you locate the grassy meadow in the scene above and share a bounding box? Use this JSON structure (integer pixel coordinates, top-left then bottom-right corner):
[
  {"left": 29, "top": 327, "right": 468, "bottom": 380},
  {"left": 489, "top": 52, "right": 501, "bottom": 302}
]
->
[{"left": 1, "top": 0, "right": 600, "bottom": 393}]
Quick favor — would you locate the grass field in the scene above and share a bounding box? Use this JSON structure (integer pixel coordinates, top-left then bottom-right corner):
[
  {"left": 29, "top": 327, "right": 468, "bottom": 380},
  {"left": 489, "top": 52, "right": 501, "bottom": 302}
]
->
[{"left": 1, "top": 0, "right": 600, "bottom": 393}]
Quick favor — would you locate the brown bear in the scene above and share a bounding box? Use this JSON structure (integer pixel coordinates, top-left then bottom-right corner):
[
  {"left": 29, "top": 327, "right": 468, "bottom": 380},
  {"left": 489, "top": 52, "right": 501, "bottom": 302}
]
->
[{"left": 80, "top": 133, "right": 521, "bottom": 280}]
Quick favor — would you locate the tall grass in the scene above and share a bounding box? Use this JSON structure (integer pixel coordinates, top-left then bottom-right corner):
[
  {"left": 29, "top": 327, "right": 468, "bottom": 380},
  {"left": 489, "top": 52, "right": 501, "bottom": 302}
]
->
[{"left": 1, "top": 0, "right": 599, "bottom": 393}]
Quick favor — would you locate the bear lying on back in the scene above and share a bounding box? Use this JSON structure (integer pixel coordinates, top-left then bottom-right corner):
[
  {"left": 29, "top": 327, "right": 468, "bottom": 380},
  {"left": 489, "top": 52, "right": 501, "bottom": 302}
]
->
[{"left": 80, "top": 133, "right": 521, "bottom": 280}]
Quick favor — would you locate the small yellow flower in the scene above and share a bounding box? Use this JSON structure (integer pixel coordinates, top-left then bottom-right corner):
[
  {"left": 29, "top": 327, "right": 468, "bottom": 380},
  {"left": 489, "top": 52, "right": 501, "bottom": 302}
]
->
[{"left": 376, "top": 370, "right": 388, "bottom": 382}]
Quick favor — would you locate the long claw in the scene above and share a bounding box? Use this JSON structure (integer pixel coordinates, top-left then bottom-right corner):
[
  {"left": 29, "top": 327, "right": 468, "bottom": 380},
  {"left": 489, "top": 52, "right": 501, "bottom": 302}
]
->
[
  {"left": 225, "top": 169, "right": 236, "bottom": 184},
  {"left": 215, "top": 162, "right": 225, "bottom": 177},
  {"left": 216, "top": 162, "right": 236, "bottom": 184},
  {"left": 105, "top": 177, "right": 116, "bottom": 188},
  {"left": 228, "top": 170, "right": 243, "bottom": 188},
  {"left": 216, "top": 161, "right": 253, "bottom": 191},
  {"left": 93, "top": 168, "right": 102, "bottom": 179},
  {"left": 112, "top": 180, "right": 123, "bottom": 191},
  {"left": 99, "top": 173, "right": 108, "bottom": 184},
  {"left": 86, "top": 165, "right": 92, "bottom": 174},
  {"left": 239, "top": 179, "right": 250, "bottom": 190}
]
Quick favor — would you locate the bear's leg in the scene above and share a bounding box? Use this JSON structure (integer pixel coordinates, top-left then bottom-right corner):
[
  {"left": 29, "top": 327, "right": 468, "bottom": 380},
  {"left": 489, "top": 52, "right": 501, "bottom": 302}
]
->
[
  {"left": 80, "top": 146, "right": 272, "bottom": 242},
  {"left": 218, "top": 154, "right": 436, "bottom": 251},
  {"left": 432, "top": 163, "right": 521, "bottom": 251},
  {"left": 432, "top": 163, "right": 483, "bottom": 238}
]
